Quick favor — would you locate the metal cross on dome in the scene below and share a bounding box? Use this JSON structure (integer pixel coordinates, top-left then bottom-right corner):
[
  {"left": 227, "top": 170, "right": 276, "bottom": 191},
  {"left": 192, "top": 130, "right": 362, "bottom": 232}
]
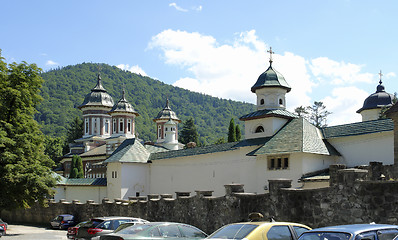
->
[
  {"left": 378, "top": 70, "right": 383, "bottom": 84},
  {"left": 267, "top": 47, "right": 275, "bottom": 64}
]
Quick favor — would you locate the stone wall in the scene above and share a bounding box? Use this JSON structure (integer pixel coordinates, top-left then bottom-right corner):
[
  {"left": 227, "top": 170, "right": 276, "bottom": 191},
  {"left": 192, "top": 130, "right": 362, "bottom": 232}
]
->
[{"left": 2, "top": 164, "right": 398, "bottom": 234}]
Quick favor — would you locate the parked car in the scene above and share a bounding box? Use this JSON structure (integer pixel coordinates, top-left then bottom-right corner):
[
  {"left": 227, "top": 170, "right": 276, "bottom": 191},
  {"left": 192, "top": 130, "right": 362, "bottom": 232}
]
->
[
  {"left": 99, "top": 222, "right": 207, "bottom": 240},
  {"left": 298, "top": 224, "right": 398, "bottom": 240},
  {"left": 68, "top": 221, "right": 89, "bottom": 239},
  {"left": 0, "top": 218, "right": 7, "bottom": 232},
  {"left": 51, "top": 214, "right": 77, "bottom": 230},
  {"left": 0, "top": 225, "right": 5, "bottom": 237},
  {"left": 76, "top": 216, "right": 148, "bottom": 240},
  {"left": 207, "top": 221, "right": 311, "bottom": 240}
]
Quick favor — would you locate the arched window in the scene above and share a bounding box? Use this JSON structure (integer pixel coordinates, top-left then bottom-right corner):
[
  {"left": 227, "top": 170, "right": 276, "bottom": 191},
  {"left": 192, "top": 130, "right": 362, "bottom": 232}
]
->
[
  {"left": 113, "top": 119, "right": 117, "bottom": 133},
  {"left": 279, "top": 99, "right": 283, "bottom": 105},
  {"left": 260, "top": 99, "right": 265, "bottom": 105},
  {"left": 127, "top": 119, "right": 131, "bottom": 133},
  {"left": 119, "top": 118, "right": 124, "bottom": 132},
  {"left": 255, "top": 126, "right": 264, "bottom": 133}
]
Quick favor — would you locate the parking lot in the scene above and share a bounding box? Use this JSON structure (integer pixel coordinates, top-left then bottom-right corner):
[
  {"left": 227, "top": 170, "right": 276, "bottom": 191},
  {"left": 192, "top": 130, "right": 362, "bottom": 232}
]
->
[{"left": 2, "top": 224, "right": 68, "bottom": 240}]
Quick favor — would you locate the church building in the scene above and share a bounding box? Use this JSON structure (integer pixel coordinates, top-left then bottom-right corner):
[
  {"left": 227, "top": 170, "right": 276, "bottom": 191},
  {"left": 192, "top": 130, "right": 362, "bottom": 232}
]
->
[{"left": 57, "top": 49, "right": 395, "bottom": 202}]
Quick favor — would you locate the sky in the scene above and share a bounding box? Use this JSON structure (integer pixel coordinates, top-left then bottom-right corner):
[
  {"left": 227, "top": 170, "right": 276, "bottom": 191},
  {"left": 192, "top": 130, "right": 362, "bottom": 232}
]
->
[{"left": 2, "top": 0, "right": 398, "bottom": 126}]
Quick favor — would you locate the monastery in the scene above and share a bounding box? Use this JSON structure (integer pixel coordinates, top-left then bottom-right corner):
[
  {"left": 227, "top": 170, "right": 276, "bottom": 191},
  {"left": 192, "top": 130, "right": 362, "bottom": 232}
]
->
[{"left": 56, "top": 51, "right": 395, "bottom": 202}]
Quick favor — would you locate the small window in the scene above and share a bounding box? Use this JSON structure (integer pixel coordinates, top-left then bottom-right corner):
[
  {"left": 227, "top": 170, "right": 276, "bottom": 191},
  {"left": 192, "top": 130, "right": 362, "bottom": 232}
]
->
[
  {"left": 260, "top": 99, "right": 265, "bottom": 105},
  {"left": 268, "top": 155, "right": 289, "bottom": 170},
  {"left": 270, "top": 159, "right": 275, "bottom": 169},
  {"left": 127, "top": 119, "right": 131, "bottom": 133},
  {"left": 255, "top": 126, "right": 264, "bottom": 133},
  {"left": 283, "top": 158, "right": 289, "bottom": 169},
  {"left": 277, "top": 158, "right": 282, "bottom": 168},
  {"left": 279, "top": 99, "right": 283, "bottom": 105}
]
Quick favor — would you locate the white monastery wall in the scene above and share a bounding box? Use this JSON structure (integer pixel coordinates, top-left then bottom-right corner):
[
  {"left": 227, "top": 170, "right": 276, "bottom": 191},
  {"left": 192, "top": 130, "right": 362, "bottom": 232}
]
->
[
  {"left": 54, "top": 186, "right": 107, "bottom": 203},
  {"left": 120, "top": 163, "right": 149, "bottom": 199},
  {"left": 328, "top": 131, "right": 393, "bottom": 167},
  {"left": 106, "top": 163, "right": 122, "bottom": 200},
  {"left": 149, "top": 146, "right": 259, "bottom": 197},
  {"left": 244, "top": 117, "right": 288, "bottom": 139}
]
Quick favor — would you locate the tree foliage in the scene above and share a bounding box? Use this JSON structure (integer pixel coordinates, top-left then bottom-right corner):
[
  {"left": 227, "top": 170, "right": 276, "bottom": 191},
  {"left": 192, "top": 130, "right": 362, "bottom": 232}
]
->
[
  {"left": 380, "top": 92, "right": 398, "bottom": 119},
  {"left": 0, "top": 51, "right": 56, "bottom": 210},
  {"left": 295, "top": 101, "right": 331, "bottom": 127},
  {"left": 37, "top": 63, "right": 252, "bottom": 145},
  {"left": 44, "top": 135, "right": 64, "bottom": 165},
  {"left": 235, "top": 124, "right": 241, "bottom": 141},
  {"left": 228, "top": 118, "right": 237, "bottom": 142},
  {"left": 179, "top": 117, "right": 199, "bottom": 145},
  {"left": 63, "top": 116, "right": 83, "bottom": 154},
  {"left": 69, "top": 155, "right": 84, "bottom": 178}
]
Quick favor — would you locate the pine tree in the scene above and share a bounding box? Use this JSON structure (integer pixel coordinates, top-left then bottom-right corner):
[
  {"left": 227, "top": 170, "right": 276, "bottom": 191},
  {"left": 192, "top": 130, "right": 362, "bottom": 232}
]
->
[
  {"left": 179, "top": 117, "right": 199, "bottom": 145},
  {"left": 307, "top": 101, "right": 331, "bottom": 127},
  {"left": 76, "top": 156, "right": 84, "bottom": 178},
  {"left": 235, "top": 124, "right": 241, "bottom": 141},
  {"left": 69, "top": 155, "right": 78, "bottom": 178},
  {"left": 0, "top": 51, "right": 56, "bottom": 209},
  {"left": 63, "top": 116, "right": 83, "bottom": 154},
  {"left": 228, "top": 118, "right": 236, "bottom": 142}
]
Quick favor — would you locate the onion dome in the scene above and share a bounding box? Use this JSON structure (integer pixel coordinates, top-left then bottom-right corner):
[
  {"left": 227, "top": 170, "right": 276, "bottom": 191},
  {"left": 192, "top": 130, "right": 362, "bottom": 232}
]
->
[
  {"left": 153, "top": 99, "right": 181, "bottom": 122},
  {"left": 109, "top": 89, "right": 139, "bottom": 115},
  {"left": 251, "top": 61, "right": 291, "bottom": 93},
  {"left": 356, "top": 79, "right": 394, "bottom": 113},
  {"left": 78, "top": 74, "right": 114, "bottom": 109}
]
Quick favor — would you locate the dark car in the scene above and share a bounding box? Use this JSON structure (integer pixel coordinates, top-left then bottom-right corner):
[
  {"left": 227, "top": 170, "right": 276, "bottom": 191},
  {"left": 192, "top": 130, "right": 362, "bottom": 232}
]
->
[
  {"left": 76, "top": 216, "right": 148, "bottom": 240},
  {"left": 99, "top": 222, "right": 207, "bottom": 240},
  {"left": 68, "top": 221, "right": 89, "bottom": 239},
  {"left": 51, "top": 214, "right": 77, "bottom": 230},
  {"left": 298, "top": 224, "right": 398, "bottom": 240},
  {"left": 0, "top": 225, "right": 5, "bottom": 237}
]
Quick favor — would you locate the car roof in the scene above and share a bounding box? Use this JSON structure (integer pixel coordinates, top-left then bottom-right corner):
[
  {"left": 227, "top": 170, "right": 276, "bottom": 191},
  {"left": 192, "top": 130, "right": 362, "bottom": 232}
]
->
[
  {"left": 91, "top": 216, "right": 145, "bottom": 221},
  {"left": 306, "top": 224, "right": 398, "bottom": 235},
  {"left": 231, "top": 221, "right": 310, "bottom": 228}
]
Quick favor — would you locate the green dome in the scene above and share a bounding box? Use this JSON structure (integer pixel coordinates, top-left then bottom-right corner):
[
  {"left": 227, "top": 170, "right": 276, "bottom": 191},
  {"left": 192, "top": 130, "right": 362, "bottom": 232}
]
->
[{"left": 251, "top": 64, "right": 291, "bottom": 93}]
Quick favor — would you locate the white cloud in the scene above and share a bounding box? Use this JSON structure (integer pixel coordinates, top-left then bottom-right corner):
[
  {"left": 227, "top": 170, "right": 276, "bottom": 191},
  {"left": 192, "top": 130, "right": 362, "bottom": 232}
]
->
[
  {"left": 321, "top": 86, "right": 368, "bottom": 126},
  {"left": 149, "top": 29, "right": 377, "bottom": 125},
  {"left": 169, "top": 3, "right": 188, "bottom": 12},
  {"left": 46, "top": 60, "right": 58, "bottom": 66},
  {"left": 309, "top": 57, "right": 373, "bottom": 85},
  {"left": 194, "top": 5, "right": 202, "bottom": 11},
  {"left": 117, "top": 64, "right": 148, "bottom": 76}
]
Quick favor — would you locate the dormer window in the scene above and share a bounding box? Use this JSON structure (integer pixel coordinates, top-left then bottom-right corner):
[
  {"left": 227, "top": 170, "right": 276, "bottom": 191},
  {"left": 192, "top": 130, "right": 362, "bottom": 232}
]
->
[{"left": 255, "top": 126, "right": 264, "bottom": 133}]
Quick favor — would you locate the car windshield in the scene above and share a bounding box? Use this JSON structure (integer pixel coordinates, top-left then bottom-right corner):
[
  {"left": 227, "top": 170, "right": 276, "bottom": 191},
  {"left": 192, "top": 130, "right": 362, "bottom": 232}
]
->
[
  {"left": 208, "top": 224, "right": 258, "bottom": 239},
  {"left": 298, "top": 232, "right": 351, "bottom": 240},
  {"left": 116, "top": 224, "right": 152, "bottom": 235},
  {"left": 80, "top": 219, "right": 103, "bottom": 228}
]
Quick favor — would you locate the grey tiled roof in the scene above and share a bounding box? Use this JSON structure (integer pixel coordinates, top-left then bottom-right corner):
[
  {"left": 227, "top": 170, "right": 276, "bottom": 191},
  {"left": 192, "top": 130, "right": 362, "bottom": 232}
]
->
[
  {"left": 104, "top": 138, "right": 150, "bottom": 163},
  {"left": 149, "top": 137, "right": 270, "bottom": 161},
  {"left": 321, "top": 119, "right": 393, "bottom": 139},
  {"left": 251, "top": 118, "right": 340, "bottom": 156},
  {"left": 57, "top": 177, "right": 107, "bottom": 186},
  {"left": 240, "top": 109, "right": 298, "bottom": 121}
]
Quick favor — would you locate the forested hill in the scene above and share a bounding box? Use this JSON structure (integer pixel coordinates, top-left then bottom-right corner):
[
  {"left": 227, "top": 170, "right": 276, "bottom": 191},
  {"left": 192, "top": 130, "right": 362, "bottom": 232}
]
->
[{"left": 36, "top": 63, "right": 255, "bottom": 145}]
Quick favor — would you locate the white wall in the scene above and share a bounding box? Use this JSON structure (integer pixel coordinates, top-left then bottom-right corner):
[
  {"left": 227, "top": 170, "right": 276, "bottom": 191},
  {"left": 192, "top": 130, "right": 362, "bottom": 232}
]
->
[
  {"left": 149, "top": 146, "right": 259, "bottom": 197},
  {"left": 244, "top": 117, "right": 288, "bottom": 139},
  {"left": 328, "top": 131, "right": 393, "bottom": 167},
  {"left": 53, "top": 186, "right": 107, "bottom": 203},
  {"left": 107, "top": 162, "right": 122, "bottom": 200},
  {"left": 120, "top": 163, "right": 149, "bottom": 199}
]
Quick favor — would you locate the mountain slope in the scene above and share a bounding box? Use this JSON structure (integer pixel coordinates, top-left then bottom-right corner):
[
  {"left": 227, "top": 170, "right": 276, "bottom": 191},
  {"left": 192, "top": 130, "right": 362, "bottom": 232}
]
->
[{"left": 36, "top": 63, "right": 255, "bottom": 144}]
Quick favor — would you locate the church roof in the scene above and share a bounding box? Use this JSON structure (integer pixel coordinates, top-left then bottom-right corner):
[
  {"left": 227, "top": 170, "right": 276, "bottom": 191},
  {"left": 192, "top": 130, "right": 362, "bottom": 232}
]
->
[
  {"left": 153, "top": 99, "right": 181, "bottom": 122},
  {"left": 357, "top": 80, "right": 394, "bottom": 113},
  {"left": 249, "top": 118, "right": 340, "bottom": 156},
  {"left": 240, "top": 109, "right": 298, "bottom": 121},
  {"left": 321, "top": 118, "right": 393, "bottom": 139},
  {"left": 109, "top": 89, "right": 139, "bottom": 116},
  {"left": 149, "top": 137, "right": 271, "bottom": 161},
  {"left": 79, "top": 74, "right": 114, "bottom": 109},
  {"left": 251, "top": 63, "right": 291, "bottom": 93},
  {"left": 104, "top": 138, "right": 150, "bottom": 163}
]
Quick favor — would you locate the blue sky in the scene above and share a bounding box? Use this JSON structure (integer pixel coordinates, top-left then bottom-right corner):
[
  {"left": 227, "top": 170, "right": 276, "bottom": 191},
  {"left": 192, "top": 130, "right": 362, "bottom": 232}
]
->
[{"left": 2, "top": 0, "right": 398, "bottom": 125}]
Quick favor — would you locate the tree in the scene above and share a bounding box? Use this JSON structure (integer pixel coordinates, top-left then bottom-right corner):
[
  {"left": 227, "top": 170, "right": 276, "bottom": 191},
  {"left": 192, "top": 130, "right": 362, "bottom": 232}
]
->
[
  {"left": 307, "top": 101, "right": 331, "bottom": 127},
  {"left": 380, "top": 92, "right": 398, "bottom": 119},
  {"left": 63, "top": 116, "right": 83, "bottom": 154},
  {"left": 0, "top": 51, "right": 56, "bottom": 209},
  {"left": 69, "top": 155, "right": 83, "bottom": 178},
  {"left": 179, "top": 117, "right": 199, "bottom": 145},
  {"left": 44, "top": 135, "right": 64, "bottom": 166},
  {"left": 235, "top": 124, "right": 241, "bottom": 141},
  {"left": 228, "top": 118, "right": 236, "bottom": 142},
  {"left": 294, "top": 106, "right": 309, "bottom": 118},
  {"left": 214, "top": 137, "right": 226, "bottom": 145}
]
